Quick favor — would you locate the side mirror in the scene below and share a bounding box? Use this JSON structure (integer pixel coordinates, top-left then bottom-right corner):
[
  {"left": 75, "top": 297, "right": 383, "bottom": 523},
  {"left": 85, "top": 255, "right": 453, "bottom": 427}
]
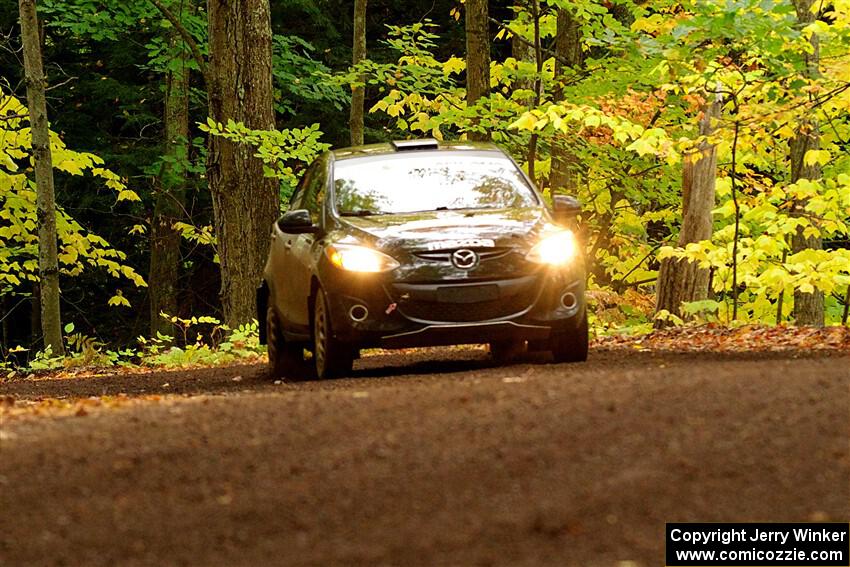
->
[
  {"left": 276, "top": 209, "right": 319, "bottom": 234},
  {"left": 552, "top": 195, "right": 581, "bottom": 223}
]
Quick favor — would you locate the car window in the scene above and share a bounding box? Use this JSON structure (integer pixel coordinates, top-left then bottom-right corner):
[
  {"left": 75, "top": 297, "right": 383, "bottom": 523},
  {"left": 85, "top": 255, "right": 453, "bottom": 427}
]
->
[
  {"left": 288, "top": 175, "right": 309, "bottom": 210},
  {"left": 289, "top": 161, "right": 321, "bottom": 210},
  {"left": 333, "top": 153, "right": 538, "bottom": 216},
  {"left": 302, "top": 162, "right": 327, "bottom": 223}
]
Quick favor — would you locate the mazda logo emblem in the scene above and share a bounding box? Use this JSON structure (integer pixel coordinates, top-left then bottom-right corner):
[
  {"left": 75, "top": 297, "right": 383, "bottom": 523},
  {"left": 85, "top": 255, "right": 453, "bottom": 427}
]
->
[{"left": 451, "top": 249, "right": 479, "bottom": 269}]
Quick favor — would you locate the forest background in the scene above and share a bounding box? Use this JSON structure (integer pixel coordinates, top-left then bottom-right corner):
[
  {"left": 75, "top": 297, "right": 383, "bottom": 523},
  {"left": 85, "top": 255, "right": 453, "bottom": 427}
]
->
[{"left": 1, "top": 0, "right": 849, "bottom": 369}]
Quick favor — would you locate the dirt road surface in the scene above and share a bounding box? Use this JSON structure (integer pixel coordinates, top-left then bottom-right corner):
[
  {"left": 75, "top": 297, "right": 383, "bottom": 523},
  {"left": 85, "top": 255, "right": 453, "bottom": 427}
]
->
[{"left": 1, "top": 348, "right": 848, "bottom": 566}]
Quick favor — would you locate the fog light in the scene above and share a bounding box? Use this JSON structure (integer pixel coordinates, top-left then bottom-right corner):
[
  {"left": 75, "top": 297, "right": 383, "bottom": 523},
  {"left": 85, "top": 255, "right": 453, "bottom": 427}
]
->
[
  {"left": 349, "top": 304, "right": 369, "bottom": 322},
  {"left": 560, "top": 292, "right": 577, "bottom": 310}
]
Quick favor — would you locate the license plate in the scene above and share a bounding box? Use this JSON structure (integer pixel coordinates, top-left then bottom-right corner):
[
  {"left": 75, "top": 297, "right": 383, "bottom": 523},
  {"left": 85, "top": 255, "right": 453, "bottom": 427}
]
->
[{"left": 436, "top": 284, "right": 499, "bottom": 304}]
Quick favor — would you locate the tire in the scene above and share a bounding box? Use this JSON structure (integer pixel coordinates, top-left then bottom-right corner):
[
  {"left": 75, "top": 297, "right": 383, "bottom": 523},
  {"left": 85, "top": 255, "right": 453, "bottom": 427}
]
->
[
  {"left": 313, "top": 288, "right": 354, "bottom": 379},
  {"left": 267, "top": 305, "right": 308, "bottom": 381},
  {"left": 549, "top": 310, "right": 589, "bottom": 363},
  {"left": 489, "top": 339, "right": 526, "bottom": 363}
]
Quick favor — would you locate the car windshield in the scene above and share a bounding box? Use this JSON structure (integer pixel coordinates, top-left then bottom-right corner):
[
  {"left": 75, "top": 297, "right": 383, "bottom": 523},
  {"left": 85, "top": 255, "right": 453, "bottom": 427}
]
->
[{"left": 333, "top": 153, "right": 538, "bottom": 216}]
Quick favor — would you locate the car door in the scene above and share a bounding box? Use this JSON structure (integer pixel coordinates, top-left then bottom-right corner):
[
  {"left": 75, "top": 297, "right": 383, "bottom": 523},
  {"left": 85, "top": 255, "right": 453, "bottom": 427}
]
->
[
  {"left": 269, "top": 164, "right": 315, "bottom": 332},
  {"left": 286, "top": 159, "right": 328, "bottom": 328}
]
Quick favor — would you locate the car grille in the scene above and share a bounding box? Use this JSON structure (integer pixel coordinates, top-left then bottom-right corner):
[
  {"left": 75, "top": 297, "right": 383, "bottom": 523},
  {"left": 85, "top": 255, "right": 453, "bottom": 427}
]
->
[
  {"left": 390, "top": 280, "right": 539, "bottom": 323},
  {"left": 413, "top": 247, "right": 511, "bottom": 263}
]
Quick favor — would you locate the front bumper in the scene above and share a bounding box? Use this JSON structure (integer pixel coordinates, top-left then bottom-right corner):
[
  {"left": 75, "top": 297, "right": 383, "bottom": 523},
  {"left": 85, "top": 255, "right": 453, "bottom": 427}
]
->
[
  {"left": 380, "top": 321, "right": 552, "bottom": 349},
  {"left": 320, "top": 266, "right": 585, "bottom": 349}
]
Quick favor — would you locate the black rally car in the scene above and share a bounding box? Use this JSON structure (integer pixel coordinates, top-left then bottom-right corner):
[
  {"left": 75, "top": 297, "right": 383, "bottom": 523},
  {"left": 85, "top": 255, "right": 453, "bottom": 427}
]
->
[{"left": 258, "top": 139, "right": 587, "bottom": 379}]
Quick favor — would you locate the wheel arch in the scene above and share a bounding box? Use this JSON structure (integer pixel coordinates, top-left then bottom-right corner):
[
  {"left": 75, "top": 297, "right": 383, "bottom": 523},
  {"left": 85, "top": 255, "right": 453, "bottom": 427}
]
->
[{"left": 307, "top": 276, "right": 321, "bottom": 338}]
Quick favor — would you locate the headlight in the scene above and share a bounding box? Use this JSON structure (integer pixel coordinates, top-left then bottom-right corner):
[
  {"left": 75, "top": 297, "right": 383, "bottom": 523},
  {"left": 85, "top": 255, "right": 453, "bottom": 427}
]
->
[
  {"left": 526, "top": 230, "right": 579, "bottom": 265},
  {"left": 327, "top": 244, "right": 400, "bottom": 273}
]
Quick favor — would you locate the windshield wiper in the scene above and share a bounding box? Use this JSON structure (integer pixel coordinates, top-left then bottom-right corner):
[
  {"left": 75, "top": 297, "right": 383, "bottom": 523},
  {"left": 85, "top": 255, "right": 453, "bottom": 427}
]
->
[
  {"left": 339, "top": 210, "right": 386, "bottom": 217},
  {"left": 407, "top": 206, "right": 497, "bottom": 214}
]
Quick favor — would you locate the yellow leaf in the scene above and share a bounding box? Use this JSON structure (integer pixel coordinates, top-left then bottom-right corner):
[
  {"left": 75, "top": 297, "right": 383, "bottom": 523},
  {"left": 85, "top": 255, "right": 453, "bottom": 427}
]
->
[
  {"left": 803, "top": 225, "right": 821, "bottom": 239},
  {"left": 117, "top": 189, "right": 141, "bottom": 202},
  {"left": 584, "top": 114, "right": 601, "bottom": 128},
  {"left": 509, "top": 112, "right": 537, "bottom": 131},
  {"left": 626, "top": 137, "right": 655, "bottom": 156},
  {"left": 55, "top": 159, "right": 84, "bottom": 175},
  {"left": 631, "top": 14, "right": 665, "bottom": 33},
  {"left": 108, "top": 291, "right": 131, "bottom": 307},
  {"left": 776, "top": 124, "right": 796, "bottom": 139},
  {"left": 442, "top": 56, "right": 466, "bottom": 76},
  {"left": 803, "top": 149, "right": 830, "bottom": 167}
]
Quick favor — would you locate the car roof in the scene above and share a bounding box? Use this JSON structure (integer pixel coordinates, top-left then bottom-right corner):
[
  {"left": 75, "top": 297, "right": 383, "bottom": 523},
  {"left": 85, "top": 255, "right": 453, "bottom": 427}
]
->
[{"left": 330, "top": 140, "right": 508, "bottom": 162}]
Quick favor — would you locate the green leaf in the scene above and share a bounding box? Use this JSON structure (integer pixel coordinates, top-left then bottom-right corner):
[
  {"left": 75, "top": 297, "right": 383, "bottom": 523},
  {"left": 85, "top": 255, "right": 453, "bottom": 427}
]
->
[{"left": 681, "top": 300, "right": 721, "bottom": 315}]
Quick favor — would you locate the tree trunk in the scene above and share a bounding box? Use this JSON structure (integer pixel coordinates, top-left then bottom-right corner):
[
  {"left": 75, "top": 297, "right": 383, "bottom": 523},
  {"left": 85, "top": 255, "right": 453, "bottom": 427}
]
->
[
  {"left": 526, "top": 0, "right": 543, "bottom": 185},
  {"left": 30, "top": 282, "right": 40, "bottom": 347},
  {"left": 19, "top": 0, "right": 64, "bottom": 355},
  {"left": 1, "top": 296, "right": 7, "bottom": 350},
  {"left": 207, "top": 0, "right": 279, "bottom": 327},
  {"left": 149, "top": 28, "right": 190, "bottom": 337},
  {"left": 549, "top": 7, "right": 582, "bottom": 194},
  {"left": 349, "top": 0, "right": 367, "bottom": 146},
  {"left": 790, "top": 0, "right": 824, "bottom": 327},
  {"left": 465, "top": 0, "right": 490, "bottom": 142},
  {"left": 654, "top": 95, "right": 721, "bottom": 327},
  {"left": 510, "top": 5, "right": 533, "bottom": 98}
]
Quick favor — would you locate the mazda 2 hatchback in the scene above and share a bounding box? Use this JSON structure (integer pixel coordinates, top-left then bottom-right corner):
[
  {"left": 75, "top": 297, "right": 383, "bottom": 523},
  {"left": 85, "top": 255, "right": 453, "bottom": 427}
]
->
[{"left": 258, "top": 139, "right": 588, "bottom": 380}]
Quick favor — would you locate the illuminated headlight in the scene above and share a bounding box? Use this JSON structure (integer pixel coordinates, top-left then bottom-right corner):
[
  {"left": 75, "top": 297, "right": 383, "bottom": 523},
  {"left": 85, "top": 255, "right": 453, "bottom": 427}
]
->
[
  {"left": 327, "top": 244, "right": 400, "bottom": 273},
  {"left": 526, "top": 230, "right": 579, "bottom": 265}
]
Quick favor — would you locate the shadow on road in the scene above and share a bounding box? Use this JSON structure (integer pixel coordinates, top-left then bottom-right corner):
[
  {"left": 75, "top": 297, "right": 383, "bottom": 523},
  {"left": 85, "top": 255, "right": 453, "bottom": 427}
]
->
[{"left": 0, "top": 346, "right": 837, "bottom": 401}]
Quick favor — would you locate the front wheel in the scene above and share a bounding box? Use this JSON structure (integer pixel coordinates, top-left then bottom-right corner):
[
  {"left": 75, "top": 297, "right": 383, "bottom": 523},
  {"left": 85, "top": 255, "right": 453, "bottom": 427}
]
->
[
  {"left": 549, "top": 311, "right": 589, "bottom": 363},
  {"left": 267, "top": 305, "right": 309, "bottom": 381},
  {"left": 313, "top": 288, "right": 354, "bottom": 379}
]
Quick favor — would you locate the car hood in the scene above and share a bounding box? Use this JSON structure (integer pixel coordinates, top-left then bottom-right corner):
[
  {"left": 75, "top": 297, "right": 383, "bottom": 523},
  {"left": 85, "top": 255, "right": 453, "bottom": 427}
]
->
[{"left": 339, "top": 207, "right": 550, "bottom": 249}]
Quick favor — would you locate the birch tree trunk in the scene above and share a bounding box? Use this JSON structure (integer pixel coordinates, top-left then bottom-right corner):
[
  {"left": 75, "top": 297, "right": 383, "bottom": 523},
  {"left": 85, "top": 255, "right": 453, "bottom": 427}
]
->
[
  {"left": 349, "top": 0, "right": 367, "bottom": 147},
  {"left": 149, "top": 28, "right": 190, "bottom": 336},
  {"left": 465, "top": 0, "right": 490, "bottom": 142},
  {"left": 19, "top": 0, "right": 64, "bottom": 355},
  {"left": 654, "top": 96, "right": 721, "bottom": 326},
  {"left": 790, "top": 0, "right": 824, "bottom": 326},
  {"left": 207, "top": 0, "right": 279, "bottom": 327}
]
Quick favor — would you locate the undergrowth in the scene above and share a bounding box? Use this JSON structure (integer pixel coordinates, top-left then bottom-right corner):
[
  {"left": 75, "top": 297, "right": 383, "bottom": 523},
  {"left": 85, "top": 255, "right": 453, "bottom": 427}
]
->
[{"left": 1, "top": 314, "right": 264, "bottom": 375}]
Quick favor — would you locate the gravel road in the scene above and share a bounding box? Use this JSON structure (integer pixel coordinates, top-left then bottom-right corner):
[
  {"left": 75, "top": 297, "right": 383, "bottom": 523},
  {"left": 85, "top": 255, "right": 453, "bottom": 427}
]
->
[{"left": 1, "top": 348, "right": 848, "bottom": 567}]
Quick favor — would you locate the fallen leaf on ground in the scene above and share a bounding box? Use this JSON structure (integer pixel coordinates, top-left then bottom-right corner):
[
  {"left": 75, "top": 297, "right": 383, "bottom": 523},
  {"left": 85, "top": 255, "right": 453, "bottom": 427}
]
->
[{"left": 595, "top": 324, "right": 850, "bottom": 353}]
